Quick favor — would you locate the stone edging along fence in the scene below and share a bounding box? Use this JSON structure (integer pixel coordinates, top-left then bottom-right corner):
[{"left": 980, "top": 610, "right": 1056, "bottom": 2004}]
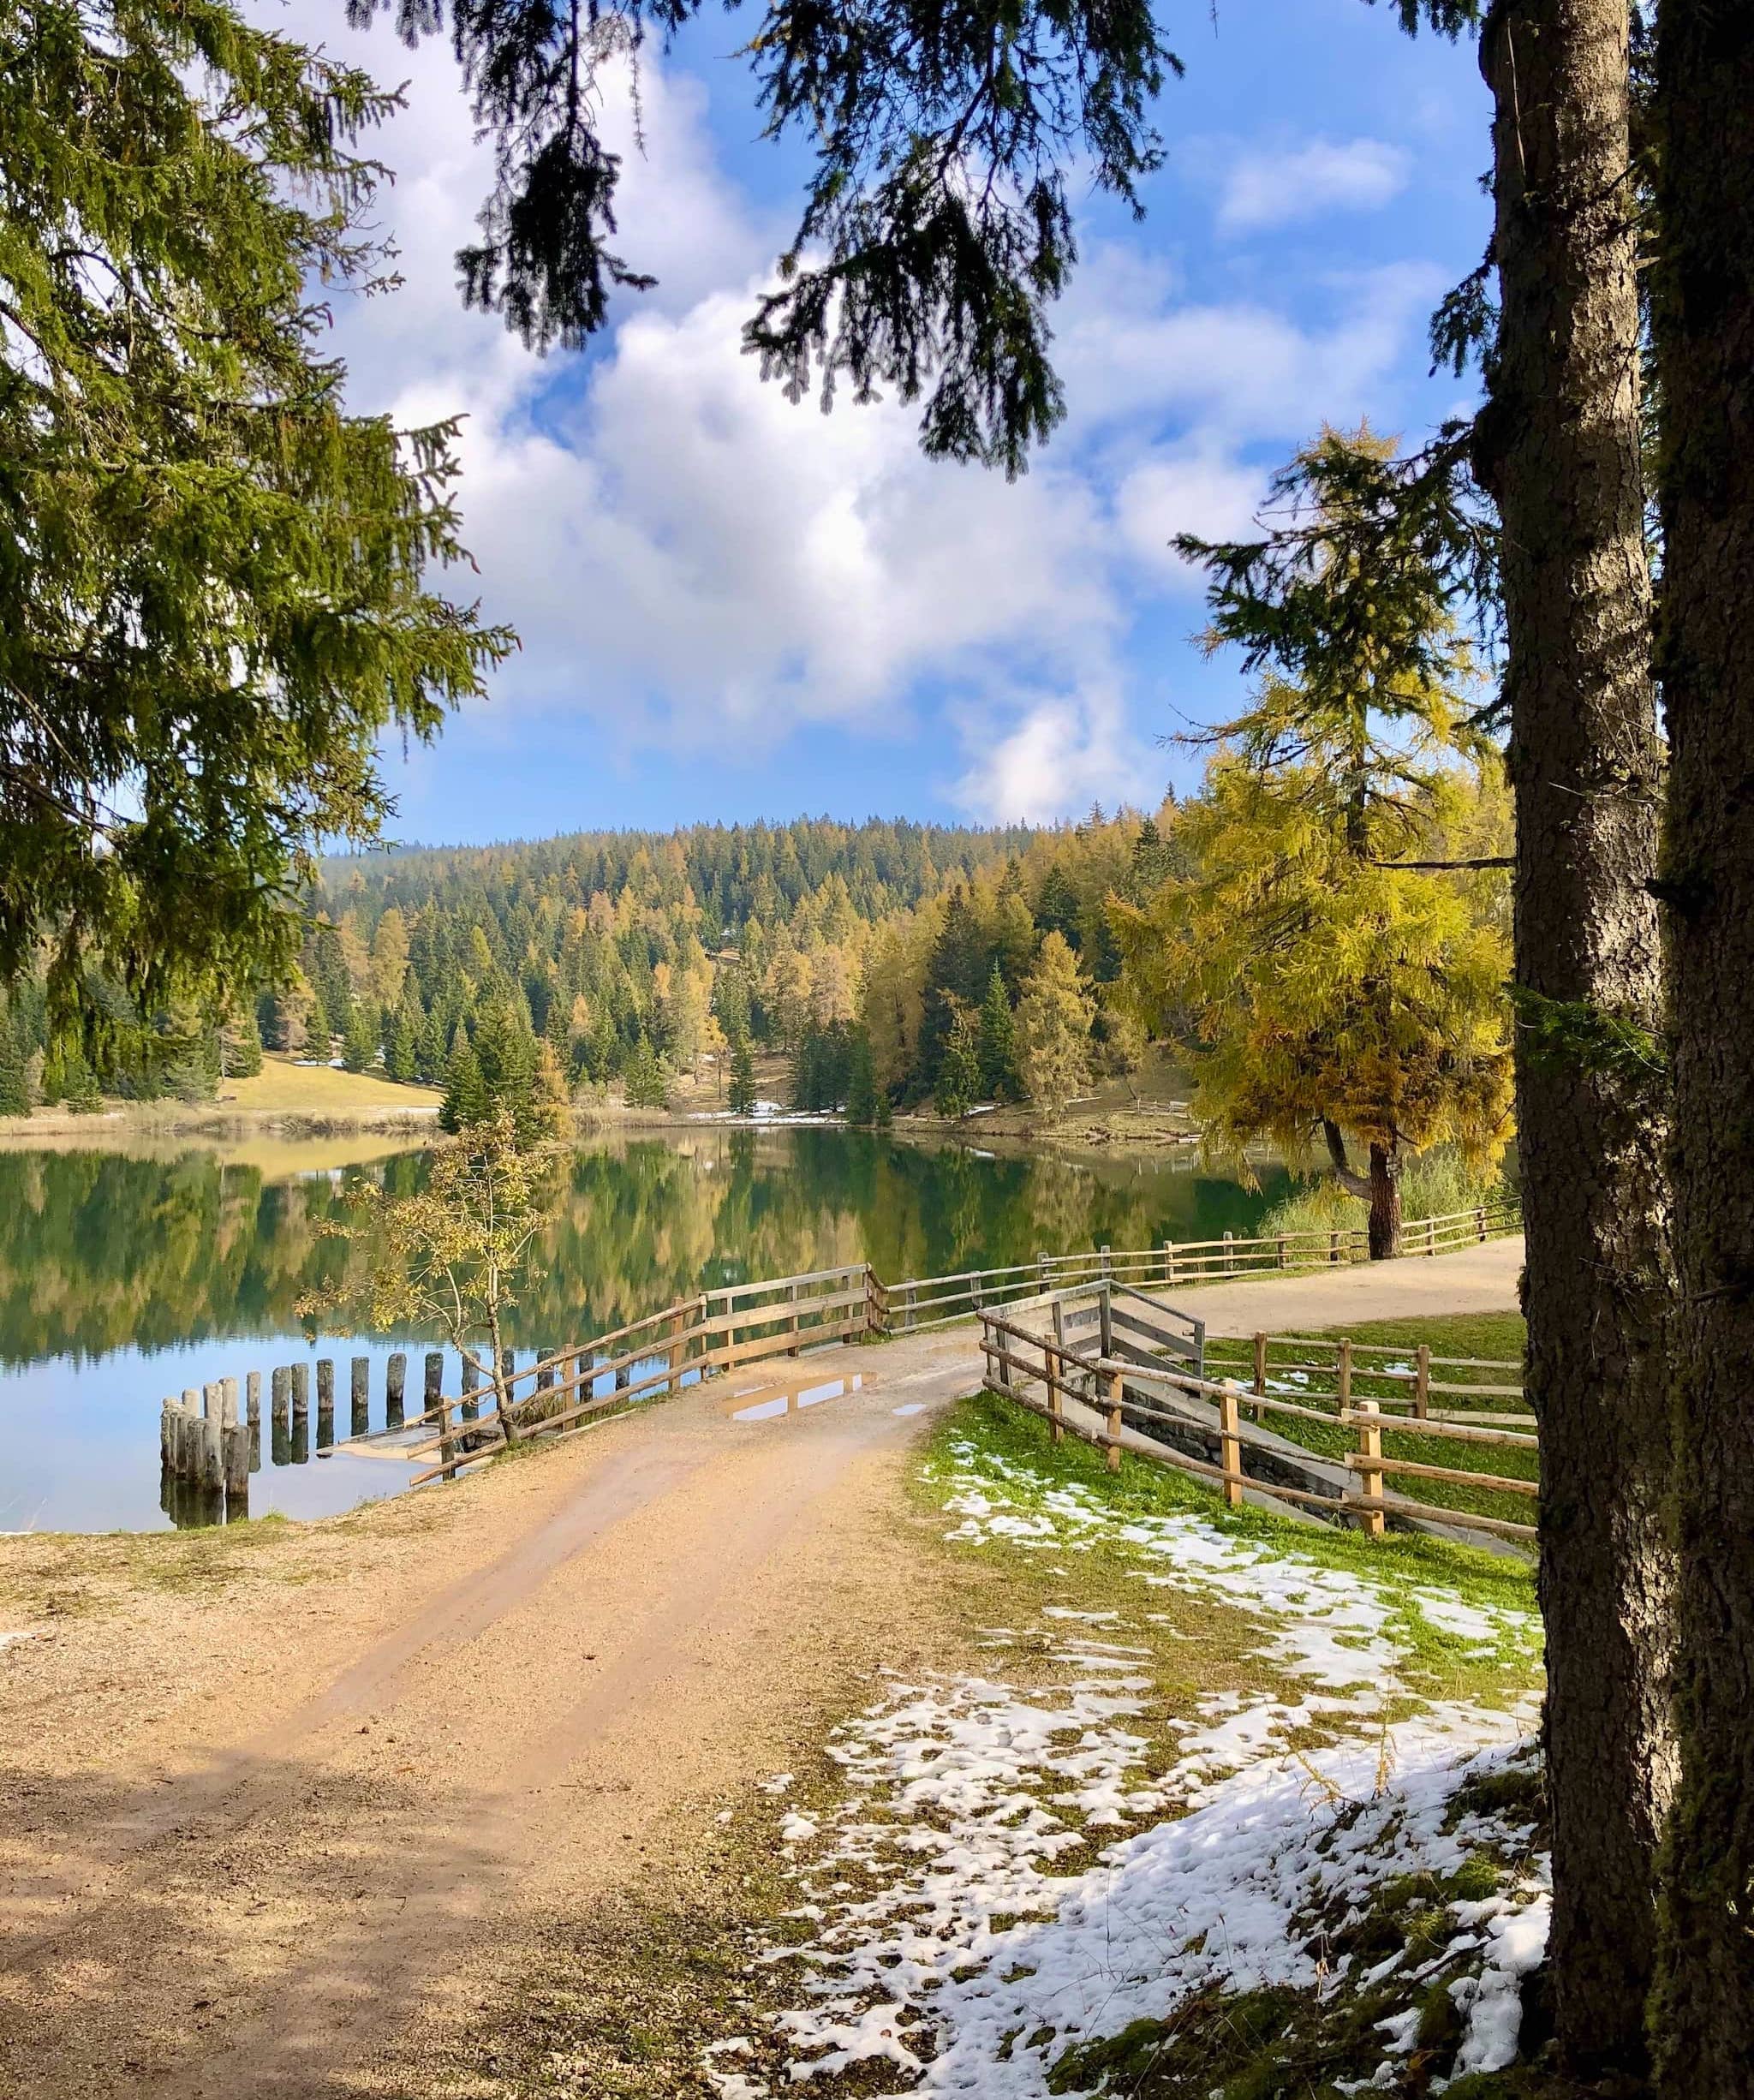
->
[{"left": 359, "top": 1199, "right": 1523, "bottom": 1497}]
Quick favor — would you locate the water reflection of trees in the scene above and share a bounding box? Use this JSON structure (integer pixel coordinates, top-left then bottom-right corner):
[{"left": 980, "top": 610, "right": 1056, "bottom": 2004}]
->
[{"left": 0, "top": 1136, "right": 1286, "bottom": 1364}]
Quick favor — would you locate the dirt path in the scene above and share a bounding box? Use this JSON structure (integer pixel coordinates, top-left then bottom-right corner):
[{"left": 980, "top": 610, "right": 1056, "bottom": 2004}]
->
[
  {"left": 0, "top": 1332, "right": 976, "bottom": 2099},
  {"left": 1164, "top": 1234, "right": 1523, "bottom": 1336},
  {"left": 0, "top": 1245, "right": 1519, "bottom": 2097}
]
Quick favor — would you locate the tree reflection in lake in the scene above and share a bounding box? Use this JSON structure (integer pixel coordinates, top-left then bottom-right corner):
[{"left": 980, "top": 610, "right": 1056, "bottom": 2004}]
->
[
  {"left": 0, "top": 1131, "right": 1290, "bottom": 1531},
  {"left": 0, "top": 1131, "right": 1288, "bottom": 1367}
]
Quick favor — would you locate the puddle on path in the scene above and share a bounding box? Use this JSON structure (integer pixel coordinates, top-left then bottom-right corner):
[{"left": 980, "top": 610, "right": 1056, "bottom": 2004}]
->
[{"left": 721, "top": 1370, "right": 863, "bottom": 1424}]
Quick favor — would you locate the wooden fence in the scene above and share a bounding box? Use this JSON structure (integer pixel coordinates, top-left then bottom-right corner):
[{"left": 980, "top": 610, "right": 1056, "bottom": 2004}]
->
[
  {"left": 880, "top": 1199, "right": 1520, "bottom": 1327},
  {"left": 975, "top": 1296, "right": 1537, "bottom": 1545},
  {"left": 303, "top": 1196, "right": 1521, "bottom": 1491},
  {"left": 399, "top": 1263, "right": 875, "bottom": 1484}
]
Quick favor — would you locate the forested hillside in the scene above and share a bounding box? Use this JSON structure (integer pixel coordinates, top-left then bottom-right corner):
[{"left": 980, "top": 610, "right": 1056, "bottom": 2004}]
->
[{"left": 284, "top": 810, "right": 1176, "bottom": 1127}]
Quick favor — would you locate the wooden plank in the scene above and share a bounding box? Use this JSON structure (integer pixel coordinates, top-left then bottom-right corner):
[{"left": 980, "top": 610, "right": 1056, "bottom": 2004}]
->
[
  {"left": 1343, "top": 1453, "right": 1538, "bottom": 1497},
  {"left": 1350, "top": 1494, "right": 1536, "bottom": 1541},
  {"left": 1339, "top": 1408, "right": 1539, "bottom": 1451},
  {"left": 1352, "top": 1394, "right": 1385, "bottom": 1537},
  {"left": 710, "top": 1263, "right": 868, "bottom": 1305},
  {"left": 1109, "top": 1304, "right": 1198, "bottom": 1355}
]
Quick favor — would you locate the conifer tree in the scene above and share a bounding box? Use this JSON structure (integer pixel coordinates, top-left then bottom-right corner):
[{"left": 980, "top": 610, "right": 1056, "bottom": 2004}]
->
[
  {"left": 934, "top": 1011, "right": 981, "bottom": 1120},
  {"left": 623, "top": 1037, "right": 669, "bottom": 1112},
  {"left": 385, "top": 1007, "right": 419, "bottom": 1084},
  {"left": 977, "top": 963, "right": 1019, "bottom": 1102},
  {"left": 1016, "top": 933, "right": 1094, "bottom": 1117},
  {"left": 0, "top": 1020, "right": 32, "bottom": 1119},
  {"left": 341, "top": 1002, "right": 379, "bottom": 1075},
  {"left": 415, "top": 1007, "right": 449, "bottom": 1086},
  {"left": 728, "top": 1039, "right": 759, "bottom": 1118},
  {"left": 439, "top": 1042, "right": 489, "bottom": 1133},
  {"left": 227, "top": 1005, "right": 265, "bottom": 1079},
  {"left": 527, "top": 1041, "right": 575, "bottom": 1141},
  {"left": 60, "top": 1041, "right": 103, "bottom": 1113},
  {"left": 844, "top": 1033, "right": 879, "bottom": 1126}
]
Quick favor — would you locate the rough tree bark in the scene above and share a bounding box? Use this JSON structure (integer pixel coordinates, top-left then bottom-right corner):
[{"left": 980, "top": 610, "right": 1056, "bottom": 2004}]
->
[
  {"left": 1366, "top": 1142, "right": 1402, "bottom": 1262},
  {"left": 1475, "top": 0, "right": 1676, "bottom": 2075},
  {"left": 1650, "top": 7, "right": 1754, "bottom": 2088},
  {"left": 1321, "top": 1121, "right": 1403, "bottom": 1259}
]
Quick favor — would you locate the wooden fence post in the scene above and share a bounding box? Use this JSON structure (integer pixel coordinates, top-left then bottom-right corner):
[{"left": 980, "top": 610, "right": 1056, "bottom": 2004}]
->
[
  {"left": 386, "top": 1351, "right": 407, "bottom": 1427},
  {"left": 1098, "top": 1285, "right": 1113, "bottom": 1360},
  {"left": 438, "top": 1396, "right": 457, "bottom": 1483},
  {"left": 1476, "top": 1204, "right": 1488, "bottom": 1242},
  {"left": 1275, "top": 1233, "right": 1287, "bottom": 1270},
  {"left": 1251, "top": 1332, "right": 1268, "bottom": 1422},
  {"left": 1101, "top": 1243, "right": 1113, "bottom": 1282},
  {"left": 350, "top": 1357, "right": 369, "bottom": 1438},
  {"left": 1218, "top": 1382, "right": 1244, "bottom": 1508},
  {"left": 246, "top": 1370, "right": 261, "bottom": 1427},
  {"left": 1223, "top": 1229, "right": 1235, "bottom": 1274},
  {"left": 316, "top": 1359, "right": 335, "bottom": 1450},
  {"left": 1354, "top": 1398, "right": 1385, "bottom": 1536},
  {"left": 1328, "top": 1228, "right": 1340, "bottom": 1266},
  {"left": 787, "top": 1282, "right": 801, "bottom": 1357},
  {"left": 1038, "top": 1249, "right": 1051, "bottom": 1295},
  {"left": 200, "top": 1413, "right": 224, "bottom": 1495},
  {"left": 1105, "top": 1368, "right": 1123, "bottom": 1473},
  {"left": 1047, "top": 1347, "right": 1065, "bottom": 1446},
  {"left": 1414, "top": 1343, "right": 1431, "bottom": 1422},
  {"left": 1166, "top": 1240, "right": 1178, "bottom": 1288},
  {"left": 1425, "top": 1215, "right": 1436, "bottom": 1257},
  {"left": 289, "top": 1363, "right": 309, "bottom": 1424},
  {"left": 904, "top": 1280, "right": 916, "bottom": 1333},
  {"left": 668, "top": 1310, "right": 686, "bottom": 1394},
  {"left": 222, "top": 1421, "right": 249, "bottom": 1504},
  {"left": 1337, "top": 1336, "right": 1353, "bottom": 1417}
]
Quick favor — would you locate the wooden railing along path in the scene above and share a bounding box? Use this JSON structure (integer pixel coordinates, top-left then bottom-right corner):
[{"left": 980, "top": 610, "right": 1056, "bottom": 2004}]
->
[
  {"left": 361, "top": 1197, "right": 1521, "bottom": 1496},
  {"left": 975, "top": 1291, "right": 1536, "bottom": 1543}
]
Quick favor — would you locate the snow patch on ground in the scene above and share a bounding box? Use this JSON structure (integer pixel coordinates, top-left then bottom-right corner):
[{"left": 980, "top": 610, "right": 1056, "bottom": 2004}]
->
[{"left": 703, "top": 1433, "right": 1546, "bottom": 2096}]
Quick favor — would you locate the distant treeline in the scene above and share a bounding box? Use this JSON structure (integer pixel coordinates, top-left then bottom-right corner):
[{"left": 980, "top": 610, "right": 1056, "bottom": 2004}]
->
[{"left": 288, "top": 808, "right": 1180, "bottom": 1128}]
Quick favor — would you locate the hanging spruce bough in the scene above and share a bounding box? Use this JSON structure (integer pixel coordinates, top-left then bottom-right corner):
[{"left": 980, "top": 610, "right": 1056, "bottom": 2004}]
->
[
  {"left": 0, "top": 0, "right": 512, "bottom": 1026},
  {"left": 353, "top": 0, "right": 1179, "bottom": 477}
]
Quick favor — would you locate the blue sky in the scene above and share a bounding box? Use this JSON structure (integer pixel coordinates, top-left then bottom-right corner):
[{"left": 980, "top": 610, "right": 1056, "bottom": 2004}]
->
[{"left": 289, "top": 0, "right": 1492, "bottom": 844}]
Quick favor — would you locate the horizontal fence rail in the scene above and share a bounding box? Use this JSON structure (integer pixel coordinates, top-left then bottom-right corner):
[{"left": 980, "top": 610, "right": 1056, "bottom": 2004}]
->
[
  {"left": 974, "top": 1290, "right": 1536, "bottom": 1547},
  {"left": 302, "top": 1197, "right": 1522, "bottom": 1492}
]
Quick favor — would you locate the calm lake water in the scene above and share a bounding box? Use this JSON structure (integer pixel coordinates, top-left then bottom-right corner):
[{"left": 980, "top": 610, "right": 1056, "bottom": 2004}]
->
[{"left": 0, "top": 1129, "right": 1291, "bottom": 1533}]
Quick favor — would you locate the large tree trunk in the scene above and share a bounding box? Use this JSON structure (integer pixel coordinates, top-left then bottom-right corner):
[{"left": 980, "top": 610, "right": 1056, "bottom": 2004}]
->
[
  {"left": 1475, "top": 0, "right": 1676, "bottom": 2076},
  {"left": 1650, "top": 9, "right": 1754, "bottom": 2088},
  {"left": 1365, "top": 1142, "right": 1401, "bottom": 1262}
]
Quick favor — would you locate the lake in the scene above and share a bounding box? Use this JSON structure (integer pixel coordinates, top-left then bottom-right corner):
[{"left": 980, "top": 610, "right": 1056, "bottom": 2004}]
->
[{"left": 0, "top": 1128, "right": 1292, "bottom": 1532}]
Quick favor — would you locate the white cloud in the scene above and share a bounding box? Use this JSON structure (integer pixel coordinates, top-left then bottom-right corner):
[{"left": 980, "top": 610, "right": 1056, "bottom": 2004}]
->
[
  {"left": 1216, "top": 136, "right": 1411, "bottom": 235},
  {"left": 952, "top": 683, "right": 1155, "bottom": 825},
  {"left": 1113, "top": 449, "right": 1268, "bottom": 585},
  {"left": 271, "top": 11, "right": 1441, "bottom": 822}
]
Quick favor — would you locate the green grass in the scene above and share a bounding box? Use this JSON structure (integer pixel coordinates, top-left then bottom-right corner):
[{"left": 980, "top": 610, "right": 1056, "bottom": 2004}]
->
[
  {"left": 1203, "top": 1310, "right": 1536, "bottom": 1532},
  {"left": 1257, "top": 1151, "right": 1516, "bottom": 1242},
  {"left": 925, "top": 1391, "right": 1539, "bottom": 1706}
]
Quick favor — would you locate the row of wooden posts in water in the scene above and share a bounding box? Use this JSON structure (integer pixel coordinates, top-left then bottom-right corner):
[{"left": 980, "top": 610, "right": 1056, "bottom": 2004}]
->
[{"left": 157, "top": 1345, "right": 611, "bottom": 1521}]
